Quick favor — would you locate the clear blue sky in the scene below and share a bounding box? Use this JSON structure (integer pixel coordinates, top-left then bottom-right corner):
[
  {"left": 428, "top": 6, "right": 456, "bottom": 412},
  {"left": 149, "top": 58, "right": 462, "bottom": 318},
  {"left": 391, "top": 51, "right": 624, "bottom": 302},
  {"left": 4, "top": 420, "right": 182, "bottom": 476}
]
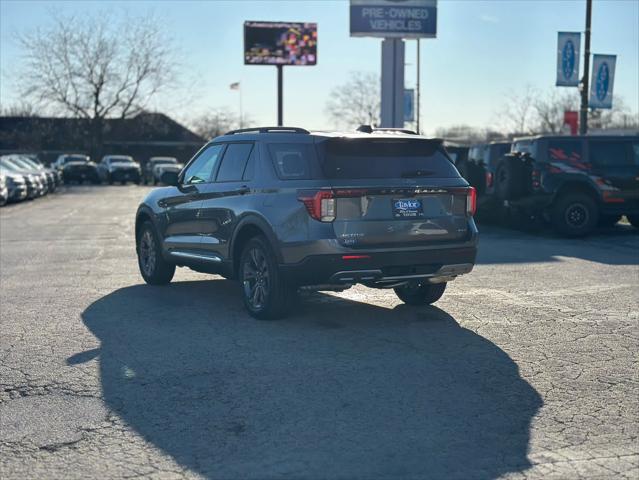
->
[{"left": 1, "top": 0, "right": 637, "bottom": 134}]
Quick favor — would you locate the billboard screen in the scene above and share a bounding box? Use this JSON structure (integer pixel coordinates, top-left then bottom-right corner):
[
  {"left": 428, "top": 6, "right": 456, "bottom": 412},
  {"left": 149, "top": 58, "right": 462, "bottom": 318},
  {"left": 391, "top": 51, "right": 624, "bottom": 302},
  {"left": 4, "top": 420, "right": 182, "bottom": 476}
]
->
[{"left": 244, "top": 21, "right": 317, "bottom": 66}]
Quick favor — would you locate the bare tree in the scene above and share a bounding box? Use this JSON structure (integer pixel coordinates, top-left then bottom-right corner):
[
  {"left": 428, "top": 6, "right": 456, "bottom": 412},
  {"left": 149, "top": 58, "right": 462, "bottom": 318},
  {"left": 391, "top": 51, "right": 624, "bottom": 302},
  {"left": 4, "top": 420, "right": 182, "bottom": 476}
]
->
[
  {"left": 18, "top": 12, "right": 176, "bottom": 155},
  {"left": 325, "top": 72, "right": 380, "bottom": 128},
  {"left": 534, "top": 89, "right": 580, "bottom": 134},
  {"left": 191, "top": 108, "right": 254, "bottom": 140},
  {"left": 0, "top": 101, "right": 40, "bottom": 117},
  {"left": 588, "top": 97, "right": 639, "bottom": 131},
  {"left": 497, "top": 85, "right": 538, "bottom": 135}
]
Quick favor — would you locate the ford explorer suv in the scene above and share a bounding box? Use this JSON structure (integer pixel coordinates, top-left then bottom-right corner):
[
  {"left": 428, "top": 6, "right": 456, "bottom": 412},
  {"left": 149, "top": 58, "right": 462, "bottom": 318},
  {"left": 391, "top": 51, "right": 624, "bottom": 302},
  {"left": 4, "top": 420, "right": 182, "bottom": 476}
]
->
[
  {"left": 135, "top": 127, "right": 478, "bottom": 319},
  {"left": 488, "top": 135, "right": 639, "bottom": 236}
]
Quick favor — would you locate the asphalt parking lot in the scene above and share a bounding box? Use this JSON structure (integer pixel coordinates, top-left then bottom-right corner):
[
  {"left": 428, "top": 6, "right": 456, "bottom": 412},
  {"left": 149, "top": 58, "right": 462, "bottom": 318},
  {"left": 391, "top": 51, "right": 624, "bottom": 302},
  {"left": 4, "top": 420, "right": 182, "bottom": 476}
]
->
[{"left": 1, "top": 185, "right": 638, "bottom": 479}]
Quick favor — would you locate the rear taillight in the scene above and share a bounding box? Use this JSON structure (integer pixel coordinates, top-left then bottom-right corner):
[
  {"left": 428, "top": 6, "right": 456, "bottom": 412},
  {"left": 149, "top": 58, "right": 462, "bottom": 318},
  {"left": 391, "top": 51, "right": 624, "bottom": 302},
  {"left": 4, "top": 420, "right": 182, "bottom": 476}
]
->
[
  {"left": 531, "top": 169, "right": 541, "bottom": 190},
  {"left": 485, "top": 172, "right": 494, "bottom": 188},
  {"left": 298, "top": 190, "right": 336, "bottom": 222},
  {"left": 466, "top": 187, "right": 477, "bottom": 216}
]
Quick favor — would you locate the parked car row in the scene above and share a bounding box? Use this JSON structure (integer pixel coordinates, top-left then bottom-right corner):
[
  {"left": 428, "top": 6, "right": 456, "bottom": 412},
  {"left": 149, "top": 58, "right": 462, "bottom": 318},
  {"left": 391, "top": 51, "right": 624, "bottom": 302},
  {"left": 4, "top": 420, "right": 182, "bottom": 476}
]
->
[
  {"left": 448, "top": 135, "right": 639, "bottom": 236},
  {"left": 52, "top": 153, "right": 183, "bottom": 186},
  {"left": 0, "top": 154, "right": 62, "bottom": 206}
]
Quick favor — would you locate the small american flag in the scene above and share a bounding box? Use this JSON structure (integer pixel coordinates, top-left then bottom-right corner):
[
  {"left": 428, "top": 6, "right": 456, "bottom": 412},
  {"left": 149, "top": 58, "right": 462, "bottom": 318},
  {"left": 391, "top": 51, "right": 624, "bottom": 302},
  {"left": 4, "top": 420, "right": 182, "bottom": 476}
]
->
[{"left": 229, "top": 82, "right": 240, "bottom": 90}]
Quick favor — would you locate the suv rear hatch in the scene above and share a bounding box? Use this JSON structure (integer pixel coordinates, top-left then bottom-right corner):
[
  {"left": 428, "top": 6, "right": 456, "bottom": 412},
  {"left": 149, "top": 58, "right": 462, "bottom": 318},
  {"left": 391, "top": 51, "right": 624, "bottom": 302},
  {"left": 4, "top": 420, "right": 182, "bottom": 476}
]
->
[{"left": 308, "top": 137, "right": 474, "bottom": 248}]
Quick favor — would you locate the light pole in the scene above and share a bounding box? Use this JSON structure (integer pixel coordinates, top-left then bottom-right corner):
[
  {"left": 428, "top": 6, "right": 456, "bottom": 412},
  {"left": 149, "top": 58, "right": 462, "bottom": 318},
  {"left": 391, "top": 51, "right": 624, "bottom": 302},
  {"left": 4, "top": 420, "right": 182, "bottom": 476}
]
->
[{"left": 579, "top": 0, "right": 592, "bottom": 135}]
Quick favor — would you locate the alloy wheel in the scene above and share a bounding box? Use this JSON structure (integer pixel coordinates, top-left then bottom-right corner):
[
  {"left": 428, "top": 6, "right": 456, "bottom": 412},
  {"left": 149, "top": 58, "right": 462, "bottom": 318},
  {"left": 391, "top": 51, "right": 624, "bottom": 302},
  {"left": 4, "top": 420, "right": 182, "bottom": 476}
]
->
[
  {"left": 242, "top": 247, "right": 270, "bottom": 310},
  {"left": 140, "top": 230, "right": 156, "bottom": 276},
  {"left": 565, "top": 202, "right": 589, "bottom": 228}
]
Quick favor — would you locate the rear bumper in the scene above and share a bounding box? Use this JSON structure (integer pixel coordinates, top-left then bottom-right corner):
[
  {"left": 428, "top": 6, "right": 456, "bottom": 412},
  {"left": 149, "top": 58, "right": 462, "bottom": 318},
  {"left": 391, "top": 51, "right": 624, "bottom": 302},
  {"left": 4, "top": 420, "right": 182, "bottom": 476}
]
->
[{"left": 279, "top": 243, "right": 478, "bottom": 287}]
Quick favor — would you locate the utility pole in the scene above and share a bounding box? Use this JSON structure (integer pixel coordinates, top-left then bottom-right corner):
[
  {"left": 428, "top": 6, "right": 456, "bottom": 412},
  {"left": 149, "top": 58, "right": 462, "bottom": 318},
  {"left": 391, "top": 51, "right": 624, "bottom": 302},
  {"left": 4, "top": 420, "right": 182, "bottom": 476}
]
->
[
  {"left": 416, "top": 39, "right": 421, "bottom": 134},
  {"left": 579, "top": 0, "right": 592, "bottom": 135}
]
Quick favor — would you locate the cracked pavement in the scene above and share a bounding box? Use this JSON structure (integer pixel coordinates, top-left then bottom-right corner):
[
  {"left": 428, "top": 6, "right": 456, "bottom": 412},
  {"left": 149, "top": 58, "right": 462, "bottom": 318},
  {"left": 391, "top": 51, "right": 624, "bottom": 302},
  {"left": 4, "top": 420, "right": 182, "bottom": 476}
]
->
[{"left": 1, "top": 186, "right": 638, "bottom": 479}]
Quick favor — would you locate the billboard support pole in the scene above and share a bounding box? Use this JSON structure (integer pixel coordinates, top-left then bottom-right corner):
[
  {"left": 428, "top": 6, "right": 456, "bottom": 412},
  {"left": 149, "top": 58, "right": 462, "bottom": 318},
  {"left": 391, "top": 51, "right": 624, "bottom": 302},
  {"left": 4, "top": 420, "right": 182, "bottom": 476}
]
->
[
  {"left": 380, "top": 38, "right": 405, "bottom": 128},
  {"left": 579, "top": 0, "right": 592, "bottom": 135},
  {"left": 277, "top": 65, "right": 283, "bottom": 126}
]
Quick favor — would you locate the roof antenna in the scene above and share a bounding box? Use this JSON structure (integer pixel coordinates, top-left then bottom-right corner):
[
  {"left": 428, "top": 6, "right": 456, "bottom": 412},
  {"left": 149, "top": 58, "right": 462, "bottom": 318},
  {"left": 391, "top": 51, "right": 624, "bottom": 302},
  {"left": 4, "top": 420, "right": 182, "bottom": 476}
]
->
[{"left": 356, "top": 125, "right": 373, "bottom": 133}]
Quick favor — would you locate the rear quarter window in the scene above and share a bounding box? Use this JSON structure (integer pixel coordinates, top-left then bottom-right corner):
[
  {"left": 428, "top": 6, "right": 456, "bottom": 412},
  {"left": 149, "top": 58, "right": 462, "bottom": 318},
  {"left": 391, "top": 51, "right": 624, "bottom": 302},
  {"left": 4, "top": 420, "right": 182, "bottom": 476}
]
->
[
  {"left": 268, "top": 143, "right": 317, "bottom": 180},
  {"left": 589, "top": 141, "right": 631, "bottom": 167}
]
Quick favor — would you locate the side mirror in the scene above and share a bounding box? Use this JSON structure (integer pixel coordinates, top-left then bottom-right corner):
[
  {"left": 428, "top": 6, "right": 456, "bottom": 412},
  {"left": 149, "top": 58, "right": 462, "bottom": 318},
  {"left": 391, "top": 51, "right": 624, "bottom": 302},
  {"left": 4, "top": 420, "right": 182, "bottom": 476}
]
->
[{"left": 160, "top": 171, "right": 180, "bottom": 186}]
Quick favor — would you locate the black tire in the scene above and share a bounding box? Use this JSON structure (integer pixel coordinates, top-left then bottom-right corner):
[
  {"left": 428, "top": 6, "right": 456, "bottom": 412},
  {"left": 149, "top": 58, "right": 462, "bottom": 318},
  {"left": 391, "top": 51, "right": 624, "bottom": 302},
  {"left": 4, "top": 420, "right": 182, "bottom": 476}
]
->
[
  {"left": 137, "top": 221, "right": 175, "bottom": 285},
  {"left": 239, "top": 236, "right": 293, "bottom": 320},
  {"left": 627, "top": 215, "right": 639, "bottom": 229},
  {"left": 495, "top": 155, "right": 526, "bottom": 200},
  {"left": 551, "top": 193, "right": 599, "bottom": 237},
  {"left": 394, "top": 282, "right": 447, "bottom": 306},
  {"left": 598, "top": 214, "right": 622, "bottom": 227}
]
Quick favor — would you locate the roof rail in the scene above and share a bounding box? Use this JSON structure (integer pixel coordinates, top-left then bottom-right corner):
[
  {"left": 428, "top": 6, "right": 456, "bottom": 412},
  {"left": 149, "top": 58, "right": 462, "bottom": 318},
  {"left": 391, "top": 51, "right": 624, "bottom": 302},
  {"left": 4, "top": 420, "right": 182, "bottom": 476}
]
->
[
  {"left": 225, "top": 126, "right": 310, "bottom": 135},
  {"left": 373, "top": 128, "right": 417, "bottom": 135},
  {"left": 355, "top": 125, "right": 417, "bottom": 135}
]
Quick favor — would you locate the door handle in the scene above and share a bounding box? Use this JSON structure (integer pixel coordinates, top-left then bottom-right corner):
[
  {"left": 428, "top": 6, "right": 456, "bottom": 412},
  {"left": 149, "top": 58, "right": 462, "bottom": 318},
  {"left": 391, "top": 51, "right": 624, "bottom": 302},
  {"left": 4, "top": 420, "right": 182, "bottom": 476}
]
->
[{"left": 236, "top": 185, "right": 250, "bottom": 195}]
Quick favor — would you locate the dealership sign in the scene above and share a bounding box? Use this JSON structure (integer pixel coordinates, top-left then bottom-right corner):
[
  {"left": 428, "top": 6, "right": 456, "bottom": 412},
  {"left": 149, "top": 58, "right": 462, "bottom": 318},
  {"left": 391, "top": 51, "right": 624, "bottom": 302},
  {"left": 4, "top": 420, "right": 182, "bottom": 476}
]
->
[
  {"left": 589, "top": 54, "right": 616, "bottom": 109},
  {"left": 556, "top": 32, "right": 580, "bottom": 86},
  {"left": 350, "top": 0, "right": 437, "bottom": 38}
]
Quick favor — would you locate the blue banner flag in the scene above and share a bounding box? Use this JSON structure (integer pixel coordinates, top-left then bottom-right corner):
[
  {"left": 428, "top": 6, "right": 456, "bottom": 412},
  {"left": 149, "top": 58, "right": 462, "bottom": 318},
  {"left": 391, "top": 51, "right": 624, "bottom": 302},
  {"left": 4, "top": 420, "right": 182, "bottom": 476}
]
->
[
  {"left": 556, "top": 32, "right": 580, "bottom": 86},
  {"left": 404, "top": 89, "right": 415, "bottom": 122},
  {"left": 589, "top": 54, "right": 617, "bottom": 109}
]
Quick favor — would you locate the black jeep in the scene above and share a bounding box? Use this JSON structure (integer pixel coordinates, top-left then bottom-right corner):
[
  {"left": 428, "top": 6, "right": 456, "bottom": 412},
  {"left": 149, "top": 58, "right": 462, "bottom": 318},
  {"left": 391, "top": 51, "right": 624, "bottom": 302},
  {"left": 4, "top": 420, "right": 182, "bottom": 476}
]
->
[{"left": 490, "top": 135, "right": 639, "bottom": 236}]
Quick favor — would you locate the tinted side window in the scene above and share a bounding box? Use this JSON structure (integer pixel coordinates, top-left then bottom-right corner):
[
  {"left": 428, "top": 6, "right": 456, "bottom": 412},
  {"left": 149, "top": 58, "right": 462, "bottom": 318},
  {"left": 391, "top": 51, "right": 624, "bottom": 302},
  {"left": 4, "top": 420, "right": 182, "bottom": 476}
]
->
[
  {"left": 547, "top": 140, "right": 584, "bottom": 166},
  {"left": 633, "top": 143, "right": 639, "bottom": 165},
  {"left": 216, "top": 143, "right": 254, "bottom": 182},
  {"left": 268, "top": 143, "right": 315, "bottom": 180},
  {"left": 183, "top": 144, "right": 224, "bottom": 184},
  {"left": 590, "top": 141, "right": 631, "bottom": 167}
]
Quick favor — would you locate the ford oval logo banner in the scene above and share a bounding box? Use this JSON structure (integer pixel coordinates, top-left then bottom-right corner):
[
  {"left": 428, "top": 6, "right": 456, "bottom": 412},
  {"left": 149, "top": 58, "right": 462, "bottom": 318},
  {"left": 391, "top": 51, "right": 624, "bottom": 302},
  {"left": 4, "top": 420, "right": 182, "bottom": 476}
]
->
[
  {"left": 589, "top": 54, "right": 616, "bottom": 109},
  {"left": 556, "top": 32, "right": 580, "bottom": 86}
]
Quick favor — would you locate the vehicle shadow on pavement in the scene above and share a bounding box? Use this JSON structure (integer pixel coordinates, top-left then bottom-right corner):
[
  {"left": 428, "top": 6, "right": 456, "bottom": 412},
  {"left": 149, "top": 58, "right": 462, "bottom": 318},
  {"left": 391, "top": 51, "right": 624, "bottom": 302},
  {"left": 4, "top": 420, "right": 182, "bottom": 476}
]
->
[{"left": 76, "top": 280, "right": 542, "bottom": 479}]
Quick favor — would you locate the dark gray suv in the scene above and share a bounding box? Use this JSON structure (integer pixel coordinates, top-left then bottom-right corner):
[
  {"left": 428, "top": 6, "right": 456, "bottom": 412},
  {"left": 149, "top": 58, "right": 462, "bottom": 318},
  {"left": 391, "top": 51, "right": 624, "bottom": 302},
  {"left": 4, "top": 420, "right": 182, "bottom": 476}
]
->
[{"left": 135, "top": 127, "right": 478, "bottom": 319}]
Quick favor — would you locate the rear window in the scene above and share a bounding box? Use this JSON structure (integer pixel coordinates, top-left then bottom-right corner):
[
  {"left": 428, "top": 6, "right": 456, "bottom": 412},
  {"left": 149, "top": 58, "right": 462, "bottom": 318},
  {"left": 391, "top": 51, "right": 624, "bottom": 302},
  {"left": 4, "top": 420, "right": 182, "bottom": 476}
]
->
[
  {"left": 66, "top": 155, "right": 88, "bottom": 163},
  {"left": 319, "top": 139, "right": 458, "bottom": 179},
  {"left": 484, "top": 144, "right": 511, "bottom": 166}
]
